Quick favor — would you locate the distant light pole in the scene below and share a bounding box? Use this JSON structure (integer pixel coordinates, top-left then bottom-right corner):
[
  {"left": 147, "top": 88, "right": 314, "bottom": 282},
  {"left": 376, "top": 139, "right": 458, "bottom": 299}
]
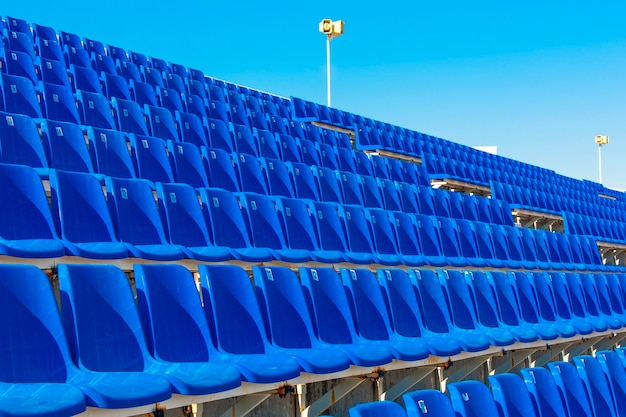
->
[
  {"left": 319, "top": 19, "right": 344, "bottom": 107},
  {"left": 595, "top": 135, "right": 609, "bottom": 184}
]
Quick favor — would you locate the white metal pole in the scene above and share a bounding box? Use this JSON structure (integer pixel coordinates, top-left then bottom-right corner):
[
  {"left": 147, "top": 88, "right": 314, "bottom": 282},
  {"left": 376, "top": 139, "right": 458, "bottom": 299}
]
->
[
  {"left": 326, "top": 37, "right": 331, "bottom": 107},
  {"left": 598, "top": 144, "right": 603, "bottom": 184}
]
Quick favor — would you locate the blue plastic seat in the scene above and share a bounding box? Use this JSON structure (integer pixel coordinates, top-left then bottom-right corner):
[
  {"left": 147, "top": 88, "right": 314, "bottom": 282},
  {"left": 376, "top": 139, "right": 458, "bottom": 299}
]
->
[
  {"left": 343, "top": 268, "right": 431, "bottom": 360},
  {"left": 84, "top": 37, "right": 106, "bottom": 56},
  {"left": 361, "top": 175, "right": 384, "bottom": 208},
  {"left": 547, "top": 272, "right": 596, "bottom": 334},
  {"left": 0, "top": 163, "right": 64, "bottom": 257},
  {"left": 129, "top": 134, "right": 175, "bottom": 183},
  {"left": 114, "top": 58, "right": 138, "bottom": 81},
  {"left": 40, "top": 82, "right": 80, "bottom": 124},
  {"left": 564, "top": 273, "right": 610, "bottom": 332},
  {"left": 338, "top": 171, "right": 365, "bottom": 206},
  {"left": 403, "top": 389, "right": 455, "bottom": 416},
  {"left": 240, "top": 192, "right": 308, "bottom": 262},
  {"left": 176, "top": 111, "right": 209, "bottom": 148},
  {"left": 593, "top": 274, "right": 626, "bottom": 326},
  {"left": 469, "top": 271, "right": 538, "bottom": 343},
  {"left": 548, "top": 361, "right": 594, "bottom": 417},
  {"left": 299, "top": 267, "right": 394, "bottom": 366},
  {"left": 198, "top": 187, "right": 272, "bottom": 262},
  {"left": 278, "top": 133, "right": 301, "bottom": 162},
  {"left": 349, "top": 401, "right": 408, "bottom": 417},
  {"left": 39, "top": 57, "right": 69, "bottom": 86},
  {"left": 202, "top": 147, "right": 240, "bottom": 191},
  {"left": 574, "top": 355, "right": 618, "bottom": 417},
  {"left": 412, "top": 269, "right": 490, "bottom": 352},
  {"left": 448, "top": 380, "right": 500, "bottom": 417},
  {"left": 112, "top": 97, "right": 149, "bottom": 135},
  {"left": 49, "top": 170, "right": 128, "bottom": 259},
  {"left": 59, "top": 263, "right": 240, "bottom": 397},
  {"left": 76, "top": 90, "right": 116, "bottom": 129},
  {"left": 36, "top": 38, "right": 64, "bottom": 62},
  {"left": 488, "top": 373, "right": 538, "bottom": 417},
  {"left": 387, "top": 212, "right": 425, "bottom": 266},
  {"left": 0, "top": 264, "right": 171, "bottom": 410},
  {"left": 415, "top": 185, "right": 436, "bottom": 215},
  {"left": 207, "top": 99, "right": 231, "bottom": 122},
  {"left": 0, "top": 73, "right": 42, "bottom": 118},
  {"left": 1, "top": 49, "right": 38, "bottom": 84},
  {"left": 60, "top": 30, "right": 82, "bottom": 48},
  {"left": 158, "top": 86, "right": 184, "bottom": 113},
  {"left": 141, "top": 66, "right": 165, "bottom": 89},
  {"left": 253, "top": 266, "right": 351, "bottom": 373},
  {"left": 314, "top": 166, "right": 343, "bottom": 203},
  {"left": 144, "top": 105, "right": 179, "bottom": 141},
  {"left": 395, "top": 182, "right": 419, "bottom": 213},
  {"left": 275, "top": 197, "right": 343, "bottom": 263},
  {"left": 261, "top": 157, "right": 295, "bottom": 198},
  {"left": 106, "top": 177, "right": 184, "bottom": 260},
  {"left": 86, "top": 127, "right": 136, "bottom": 178},
  {"left": 256, "top": 128, "right": 282, "bottom": 160},
  {"left": 3, "top": 30, "right": 35, "bottom": 59},
  {"left": 235, "top": 152, "right": 268, "bottom": 194},
  {"left": 128, "top": 79, "right": 157, "bottom": 107},
  {"left": 511, "top": 272, "right": 564, "bottom": 339},
  {"left": 443, "top": 270, "right": 515, "bottom": 346},
  {"left": 0, "top": 111, "right": 48, "bottom": 168},
  {"left": 69, "top": 64, "right": 101, "bottom": 93},
  {"left": 64, "top": 44, "right": 92, "bottom": 69},
  {"left": 337, "top": 147, "right": 357, "bottom": 173},
  {"left": 101, "top": 72, "right": 130, "bottom": 99},
  {"left": 288, "top": 161, "right": 321, "bottom": 201},
  {"left": 414, "top": 215, "right": 447, "bottom": 267},
  {"left": 40, "top": 119, "right": 93, "bottom": 173},
  {"left": 198, "top": 265, "right": 301, "bottom": 383},
  {"left": 341, "top": 204, "right": 378, "bottom": 264},
  {"left": 156, "top": 182, "right": 232, "bottom": 261},
  {"left": 579, "top": 273, "right": 622, "bottom": 330},
  {"left": 205, "top": 117, "right": 235, "bottom": 152},
  {"left": 167, "top": 140, "right": 208, "bottom": 187},
  {"left": 133, "top": 264, "right": 243, "bottom": 393},
  {"left": 4, "top": 16, "right": 32, "bottom": 34},
  {"left": 520, "top": 367, "right": 567, "bottom": 417},
  {"left": 596, "top": 350, "right": 626, "bottom": 416}
]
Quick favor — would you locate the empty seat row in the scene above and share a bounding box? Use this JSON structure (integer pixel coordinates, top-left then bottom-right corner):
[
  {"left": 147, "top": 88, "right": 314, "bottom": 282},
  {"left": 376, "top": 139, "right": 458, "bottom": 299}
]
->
[
  {"left": 2, "top": 262, "right": 624, "bottom": 414},
  {"left": 343, "top": 350, "right": 626, "bottom": 417}
]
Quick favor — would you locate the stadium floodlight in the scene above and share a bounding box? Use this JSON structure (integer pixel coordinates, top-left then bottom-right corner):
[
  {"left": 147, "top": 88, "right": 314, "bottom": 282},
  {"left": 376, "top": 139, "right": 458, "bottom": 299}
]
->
[
  {"left": 594, "top": 135, "right": 609, "bottom": 184},
  {"left": 319, "top": 19, "right": 344, "bottom": 107}
]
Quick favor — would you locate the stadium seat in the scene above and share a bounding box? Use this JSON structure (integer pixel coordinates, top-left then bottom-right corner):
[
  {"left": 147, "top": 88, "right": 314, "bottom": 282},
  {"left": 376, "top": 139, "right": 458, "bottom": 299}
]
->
[
  {"left": 64, "top": 44, "right": 92, "bottom": 68},
  {"left": 299, "top": 267, "right": 394, "bottom": 366},
  {"left": 167, "top": 140, "right": 208, "bottom": 187},
  {"left": 342, "top": 268, "right": 431, "bottom": 361},
  {"left": 86, "top": 127, "right": 136, "bottom": 178},
  {"left": 0, "top": 163, "right": 64, "bottom": 257},
  {"left": 144, "top": 104, "right": 179, "bottom": 141},
  {"left": 596, "top": 350, "right": 626, "bottom": 416},
  {"left": 105, "top": 177, "right": 184, "bottom": 260},
  {"left": 261, "top": 157, "right": 295, "bottom": 198},
  {"left": 256, "top": 128, "right": 282, "bottom": 160},
  {"left": 520, "top": 367, "right": 567, "bottom": 417},
  {"left": 37, "top": 38, "right": 64, "bottom": 62},
  {"left": 40, "top": 119, "right": 93, "bottom": 173},
  {"left": 59, "top": 263, "right": 239, "bottom": 396},
  {"left": 198, "top": 265, "right": 302, "bottom": 383},
  {"left": 288, "top": 162, "right": 321, "bottom": 201},
  {"left": 573, "top": 355, "right": 618, "bottom": 417},
  {"left": 49, "top": 170, "right": 128, "bottom": 259},
  {"left": 76, "top": 90, "right": 117, "bottom": 129},
  {"left": 40, "top": 82, "right": 81, "bottom": 124},
  {"left": 235, "top": 152, "right": 268, "bottom": 194},
  {"left": 313, "top": 166, "right": 343, "bottom": 203},
  {"left": 279, "top": 133, "right": 302, "bottom": 162},
  {"left": 198, "top": 187, "right": 273, "bottom": 262},
  {"left": 112, "top": 97, "right": 149, "bottom": 135},
  {"left": 448, "top": 380, "right": 500, "bottom": 417},
  {"left": 202, "top": 147, "right": 239, "bottom": 191},
  {"left": 176, "top": 110, "right": 208, "bottom": 147},
  {"left": 158, "top": 86, "right": 184, "bottom": 113},
  {"left": 205, "top": 117, "right": 235, "bottom": 152},
  {"left": 403, "top": 389, "right": 455, "bottom": 417},
  {"left": 3, "top": 30, "right": 35, "bottom": 59},
  {"left": 69, "top": 64, "right": 102, "bottom": 93},
  {"left": 117, "top": 60, "right": 140, "bottom": 82},
  {"left": 129, "top": 134, "right": 175, "bottom": 183},
  {"left": 349, "top": 401, "right": 408, "bottom": 417},
  {"left": 548, "top": 361, "right": 594, "bottom": 417},
  {"left": 101, "top": 72, "right": 131, "bottom": 99},
  {"left": 156, "top": 182, "right": 232, "bottom": 261},
  {"left": 4, "top": 16, "right": 32, "bottom": 34},
  {"left": 133, "top": 265, "right": 244, "bottom": 394},
  {"left": 412, "top": 269, "right": 490, "bottom": 352},
  {"left": 0, "top": 73, "right": 42, "bottom": 118},
  {"left": 1, "top": 49, "right": 38, "bottom": 84},
  {"left": 129, "top": 79, "right": 157, "bottom": 107},
  {"left": 60, "top": 30, "right": 82, "bottom": 48},
  {"left": 488, "top": 373, "right": 538, "bottom": 417},
  {"left": 141, "top": 66, "right": 165, "bottom": 89},
  {"left": 0, "top": 111, "right": 48, "bottom": 168},
  {"left": 413, "top": 214, "right": 447, "bottom": 267},
  {"left": 0, "top": 264, "right": 171, "bottom": 410}
]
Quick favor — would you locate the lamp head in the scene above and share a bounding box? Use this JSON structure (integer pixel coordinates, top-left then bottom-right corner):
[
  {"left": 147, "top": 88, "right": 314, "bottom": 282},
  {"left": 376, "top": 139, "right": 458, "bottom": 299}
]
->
[
  {"left": 319, "top": 19, "right": 345, "bottom": 39},
  {"left": 595, "top": 135, "right": 609, "bottom": 145}
]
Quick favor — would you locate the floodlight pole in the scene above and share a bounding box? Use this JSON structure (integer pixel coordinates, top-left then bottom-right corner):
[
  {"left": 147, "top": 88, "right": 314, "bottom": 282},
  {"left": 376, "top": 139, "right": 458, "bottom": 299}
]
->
[
  {"left": 598, "top": 143, "right": 603, "bottom": 184},
  {"left": 326, "top": 36, "right": 331, "bottom": 107}
]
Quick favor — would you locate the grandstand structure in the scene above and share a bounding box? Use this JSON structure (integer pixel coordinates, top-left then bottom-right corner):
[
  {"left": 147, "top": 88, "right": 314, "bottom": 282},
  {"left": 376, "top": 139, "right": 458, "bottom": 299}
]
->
[{"left": 1, "top": 13, "right": 626, "bottom": 417}]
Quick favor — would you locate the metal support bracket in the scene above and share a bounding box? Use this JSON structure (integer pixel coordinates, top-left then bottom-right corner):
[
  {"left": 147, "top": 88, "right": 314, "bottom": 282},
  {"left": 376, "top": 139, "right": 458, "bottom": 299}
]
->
[
  {"left": 300, "top": 377, "right": 366, "bottom": 417},
  {"left": 379, "top": 366, "right": 436, "bottom": 402},
  {"left": 217, "top": 393, "right": 272, "bottom": 417}
]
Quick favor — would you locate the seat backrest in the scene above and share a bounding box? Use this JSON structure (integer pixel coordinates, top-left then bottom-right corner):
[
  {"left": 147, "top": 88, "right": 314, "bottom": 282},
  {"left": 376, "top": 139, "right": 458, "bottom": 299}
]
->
[
  {"left": 378, "top": 269, "right": 425, "bottom": 338},
  {"left": 448, "top": 380, "right": 500, "bottom": 417},
  {"left": 310, "top": 201, "right": 349, "bottom": 253},
  {"left": 58, "top": 264, "right": 150, "bottom": 371},
  {"left": 410, "top": 269, "right": 453, "bottom": 333},
  {"left": 198, "top": 265, "right": 268, "bottom": 354},
  {"left": 402, "top": 389, "right": 455, "bottom": 416},
  {"left": 77, "top": 90, "right": 117, "bottom": 130},
  {"left": 87, "top": 127, "right": 136, "bottom": 178},
  {"left": 167, "top": 140, "right": 208, "bottom": 188},
  {"left": 198, "top": 187, "right": 251, "bottom": 250},
  {"left": 156, "top": 182, "right": 211, "bottom": 247},
  {"left": 40, "top": 119, "right": 93, "bottom": 173},
  {"left": 573, "top": 355, "right": 617, "bottom": 417},
  {"left": 548, "top": 361, "right": 593, "bottom": 417},
  {"left": 488, "top": 373, "right": 538, "bottom": 417},
  {"left": 348, "top": 401, "right": 408, "bottom": 417},
  {"left": 0, "top": 265, "right": 73, "bottom": 382},
  {"left": 441, "top": 270, "right": 480, "bottom": 331},
  {"left": 489, "top": 271, "right": 523, "bottom": 327},
  {"left": 239, "top": 192, "right": 287, "bottom": 251},
  {"left": 134, "top": 264, "right": 213, "bottom": 362},
  {"left": 520, "top": 367, "right": 567, "bottom": 417},
  {"left": 253, "top": 266, "right": 316, "bottom": 349},
  {"left": 275, "top": 197, "right": 319, "bottom": 252},
  {"left": 0, "top": 111, "right": 48, "bottom": 167},
  {"left": 129, "top": 134, "right": 175, "bottom": 183},
  {"left": 299, "top": 268, "right": 357, "bottom": 344},
  {"left": 202, "top": 147, "right": 240, "bottom": 191}
]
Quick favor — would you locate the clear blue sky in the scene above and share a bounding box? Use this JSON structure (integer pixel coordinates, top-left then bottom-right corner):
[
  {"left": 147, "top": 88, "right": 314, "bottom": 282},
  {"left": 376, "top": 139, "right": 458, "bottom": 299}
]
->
[{"left": 4, "top": 1, "right": 626, "bottom": 189}]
